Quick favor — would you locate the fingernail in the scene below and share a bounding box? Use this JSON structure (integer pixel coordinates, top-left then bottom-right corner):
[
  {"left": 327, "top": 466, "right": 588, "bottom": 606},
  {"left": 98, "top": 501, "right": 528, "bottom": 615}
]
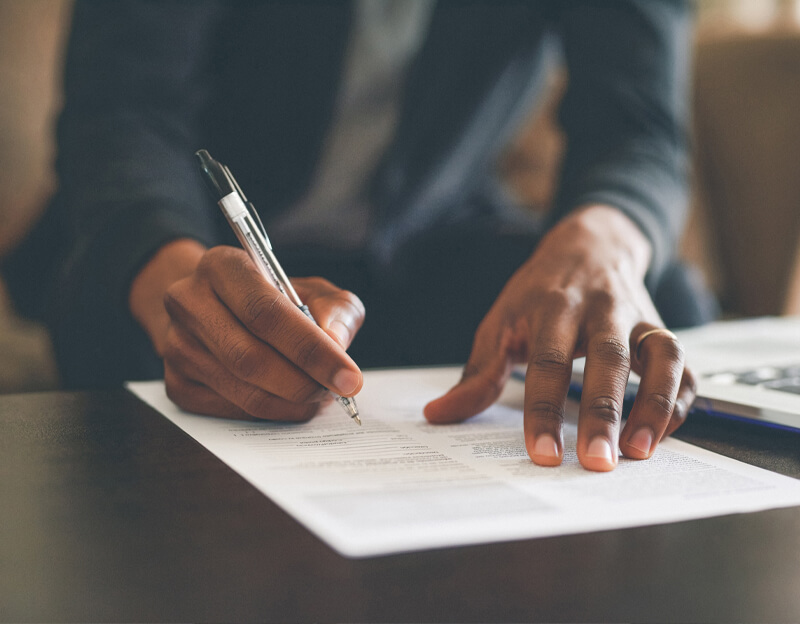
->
[
  {"left": 332, "top": 368, "right": 360, "bottom": 395},
  {"left": 586, "top": 437, "right": 614, "bottom": 462},
  {"left": 627, "top": 428, "right": 654, "bottom": 454},
  {"left": 328, "top": 320, "right": 351, "bottom": 347},
  {"left": 533, "top": 434, "right": 559, "bottom": 459}
]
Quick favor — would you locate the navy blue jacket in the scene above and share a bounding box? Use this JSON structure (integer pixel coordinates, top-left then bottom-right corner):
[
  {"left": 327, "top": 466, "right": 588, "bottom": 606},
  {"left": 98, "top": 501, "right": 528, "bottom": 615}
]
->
[{"left": 5, "top": 0, "right": 692, "bottom": 386}]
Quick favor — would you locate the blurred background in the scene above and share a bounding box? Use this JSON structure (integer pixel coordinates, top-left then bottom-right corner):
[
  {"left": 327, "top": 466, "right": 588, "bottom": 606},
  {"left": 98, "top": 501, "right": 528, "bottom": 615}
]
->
[{"left": 1, "top": 0, "right": 799, "bottom": 393}]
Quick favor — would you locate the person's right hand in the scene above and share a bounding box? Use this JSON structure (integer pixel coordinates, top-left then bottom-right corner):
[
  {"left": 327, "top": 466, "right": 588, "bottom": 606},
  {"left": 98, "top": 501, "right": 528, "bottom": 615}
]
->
[{"left": 129, "top": 239, "right": 365, "bottom": 421}]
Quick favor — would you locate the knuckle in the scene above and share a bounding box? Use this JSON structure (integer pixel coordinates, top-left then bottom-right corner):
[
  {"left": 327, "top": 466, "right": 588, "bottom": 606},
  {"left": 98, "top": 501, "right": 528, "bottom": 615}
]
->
[
  {"left": 658, "top": 335, "right": 685, "bottom": 361},
  {"left": 529, "top": 348, "right": 571, "bottom": 373},
  {"left": 645, "top": 390, "right": 675, "bottom": 419},
  {"left": 586, "top": 288, "right": 616, "bottom": 314},
  {"left": 587, "top": 395, "right": 622, "bottom": 425},
  {"left": 242, "top": 290, "right": 284, "bottom": 328},
  {"left": 225, "top": 340, "right": 262, "bottom": 381},
  {"left": 592, "top": 336, "right": 631, "bottom": 367},
  {"left": 293, "top": 331, "right": 325, "bottom": 371},
  {"left": 526, "top": 399, "right": 566, "bottom": 426},
  {"left": 539, "top": 288, "right": 574, "bottom": 313},
  {"left": 163, "top": 287, "right": 188, "bottom": 321}
]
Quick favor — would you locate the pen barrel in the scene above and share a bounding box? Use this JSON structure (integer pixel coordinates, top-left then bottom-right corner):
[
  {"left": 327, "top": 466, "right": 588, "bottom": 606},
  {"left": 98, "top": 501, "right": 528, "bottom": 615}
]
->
[
  {"left": 259, "top": 239, "right": 304, "bottom": 308},
  {"left": 230, "top": 215, "right": 284, "bottom": 292},
  {"left": 202, "top": 154, "right": 361, "bottom": 424},
  {"left": 218, "top": 191, "right": 304, "bottom": 307},
  {"left": 298, "top": 304, "right": 314, "bottom": 322}
]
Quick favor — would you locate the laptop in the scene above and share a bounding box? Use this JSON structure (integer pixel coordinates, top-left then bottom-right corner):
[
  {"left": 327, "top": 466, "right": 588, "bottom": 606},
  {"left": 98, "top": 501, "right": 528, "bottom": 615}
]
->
[{"left": 570, "top": 316, "right": 800, "bottom": 431}]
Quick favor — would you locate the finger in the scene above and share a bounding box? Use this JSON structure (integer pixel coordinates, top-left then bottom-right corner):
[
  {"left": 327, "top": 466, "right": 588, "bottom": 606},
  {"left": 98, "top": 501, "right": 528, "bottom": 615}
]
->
[
  {"left": 424, "top": 322, "right": 515, "bottom": 424},
  {"left": 294, "top": 277, "right": 365, "bottom": 349},
  {"left": 192, "top": 247, "right": 362, "bottom": 396},
  {"left": 522, "top": 298, "right": 580, "bottom": 467},
  {"left": 165, "top": 364, "right": 254, "bottom": 420},
  {"left": 165, "top": 365, "right": 321, "bottom": 422},
  {"left": 664, "top": 366, "right": 697, "bottom": 437},
  {"left": 619, "top": 323, "right": 685, "bottom": 459},
  {"left": 164, "top": 279, "right": 328, "bottom": 404},
  {"left": 577, "top": 324, "right": 632, "bottom": 472},
  {"left": 164, "top": 323, "right": 321, "bottom": 422}
]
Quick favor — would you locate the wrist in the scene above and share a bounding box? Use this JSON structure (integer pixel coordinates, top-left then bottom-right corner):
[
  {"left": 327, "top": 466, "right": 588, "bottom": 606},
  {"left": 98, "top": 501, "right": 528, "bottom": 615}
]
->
[
  {"left": 571, "top": 204, "right": 653, "bottom": 280},
  {"left": 129, "top": 238, "right": 206, "bottom": 354}
]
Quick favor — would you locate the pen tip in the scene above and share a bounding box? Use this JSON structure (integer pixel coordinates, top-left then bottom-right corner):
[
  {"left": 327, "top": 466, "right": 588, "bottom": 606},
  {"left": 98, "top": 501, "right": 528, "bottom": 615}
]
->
[{"left": 353, "top": 414, "right": 362, "bottom": 426}]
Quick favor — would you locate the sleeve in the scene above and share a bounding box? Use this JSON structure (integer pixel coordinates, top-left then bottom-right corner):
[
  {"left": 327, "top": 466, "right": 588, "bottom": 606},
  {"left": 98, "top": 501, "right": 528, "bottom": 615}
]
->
[
  {"left": 47, "top": 0, "right": 223, "bottom": 387},
  {"left": 551, "top": 0, "right": 692, "bottom": 291}
]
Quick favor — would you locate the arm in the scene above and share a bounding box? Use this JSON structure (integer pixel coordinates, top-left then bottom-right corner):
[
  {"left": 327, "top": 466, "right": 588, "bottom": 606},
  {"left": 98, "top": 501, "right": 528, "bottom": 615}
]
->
[
  {"left": 49, "top": 0, "right": 222, "bottom": 386},
  {"left": 51, "top": 1, "right": 365, "bottom": 420},
  {"left": 553, "top": 0, "right": 692, "bottom": 290},
  {"left": 425, "top": 0, "right": 696, "bottom": 471}
]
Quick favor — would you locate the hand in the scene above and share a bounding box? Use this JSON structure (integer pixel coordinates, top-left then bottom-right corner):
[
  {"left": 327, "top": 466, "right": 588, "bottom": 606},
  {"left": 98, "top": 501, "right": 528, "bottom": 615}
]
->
[
  {"left": 129, "top": 240, "right": 365, "bottom": 421},
  {"left": 424, "top": 205, "right": 696, "bottom": 471}
]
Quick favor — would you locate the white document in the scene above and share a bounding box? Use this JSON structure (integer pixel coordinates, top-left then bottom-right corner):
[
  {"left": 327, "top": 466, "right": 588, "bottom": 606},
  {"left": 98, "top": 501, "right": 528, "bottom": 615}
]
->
[{"left": 128, "top": 367, "right": 800, "bottom": 558}]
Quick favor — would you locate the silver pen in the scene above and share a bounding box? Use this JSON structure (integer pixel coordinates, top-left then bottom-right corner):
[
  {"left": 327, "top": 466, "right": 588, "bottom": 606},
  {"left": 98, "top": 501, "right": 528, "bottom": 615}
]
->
[{"left": 195, "top": 149, "right": 361, "bottom": 425}]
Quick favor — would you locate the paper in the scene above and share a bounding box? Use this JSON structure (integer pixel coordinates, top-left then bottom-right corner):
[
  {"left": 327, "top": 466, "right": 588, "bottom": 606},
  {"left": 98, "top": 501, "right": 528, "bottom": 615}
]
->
[{"left": 128, "top": 367, "right": 800, "bottom": 558}]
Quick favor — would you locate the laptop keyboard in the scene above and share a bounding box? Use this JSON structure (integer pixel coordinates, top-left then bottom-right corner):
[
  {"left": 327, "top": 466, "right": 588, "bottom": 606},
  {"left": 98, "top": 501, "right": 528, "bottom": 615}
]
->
[{"left": 705, "top": 365, "right": 800, "bottom": 395}]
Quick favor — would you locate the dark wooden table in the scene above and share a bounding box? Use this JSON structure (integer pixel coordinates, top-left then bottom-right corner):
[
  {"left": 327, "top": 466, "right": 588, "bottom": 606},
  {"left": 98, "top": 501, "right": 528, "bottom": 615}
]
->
[{"left": 1, "top": 389, "right": 799, "bottom": 623}]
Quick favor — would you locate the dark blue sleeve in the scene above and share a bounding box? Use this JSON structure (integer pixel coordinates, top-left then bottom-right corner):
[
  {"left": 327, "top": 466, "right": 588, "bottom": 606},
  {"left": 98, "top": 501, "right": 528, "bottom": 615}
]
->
[
  {"left": 49, "top": 0, "right": 223, "bottom": 386},
  {"left": 552, "top": 0, "right": 692, "bottom": 290}
]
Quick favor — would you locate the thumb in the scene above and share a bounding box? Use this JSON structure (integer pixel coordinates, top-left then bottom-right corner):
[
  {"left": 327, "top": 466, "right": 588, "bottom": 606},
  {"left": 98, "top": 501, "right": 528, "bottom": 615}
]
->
[{"left": 424, "top": 328, "right": 514, "bottom": 423}]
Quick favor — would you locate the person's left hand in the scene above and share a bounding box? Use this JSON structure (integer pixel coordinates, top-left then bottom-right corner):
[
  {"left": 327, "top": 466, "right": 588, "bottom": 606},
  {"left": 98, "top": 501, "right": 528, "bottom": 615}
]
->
[{"left": 423, "top": 204, "right": 696, "bottom": 472}]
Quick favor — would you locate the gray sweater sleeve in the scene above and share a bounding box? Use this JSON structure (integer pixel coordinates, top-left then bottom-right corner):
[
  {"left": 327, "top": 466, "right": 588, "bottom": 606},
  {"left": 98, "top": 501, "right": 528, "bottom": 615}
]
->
[{"left": 552, "top": 0, "right": 692, "bottom": 290}]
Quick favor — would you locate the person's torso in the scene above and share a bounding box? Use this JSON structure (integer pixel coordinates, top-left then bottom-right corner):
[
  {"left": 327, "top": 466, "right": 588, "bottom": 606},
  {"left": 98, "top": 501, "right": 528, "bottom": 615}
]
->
[{"left": 202, "top": 1, "right": 555, "bottom": 255}]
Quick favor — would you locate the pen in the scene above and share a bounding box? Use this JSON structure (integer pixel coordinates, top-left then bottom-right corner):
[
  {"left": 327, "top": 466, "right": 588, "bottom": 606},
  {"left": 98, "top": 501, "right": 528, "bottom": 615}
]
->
[{"left": 195, "top": 149, "right": 362, "bottom": 425}]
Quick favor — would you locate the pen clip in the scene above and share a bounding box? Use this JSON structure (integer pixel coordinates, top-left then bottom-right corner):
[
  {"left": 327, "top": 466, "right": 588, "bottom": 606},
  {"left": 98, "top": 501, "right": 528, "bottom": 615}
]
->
[
  {"left": 222, "top": 164, "right": 248, "bottom": 203},
  {"left": 222, "top": 164, "right": 272, "bottom": 247}
]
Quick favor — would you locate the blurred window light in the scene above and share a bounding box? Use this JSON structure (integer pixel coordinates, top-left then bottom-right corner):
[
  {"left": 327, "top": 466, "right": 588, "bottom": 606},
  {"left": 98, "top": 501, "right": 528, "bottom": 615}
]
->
[
  {"left": 697, "top": 0, "right": 800, "bottom": 32},
  {"left": 730, "top": 0, "right": 779, "bottom": 29}
]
